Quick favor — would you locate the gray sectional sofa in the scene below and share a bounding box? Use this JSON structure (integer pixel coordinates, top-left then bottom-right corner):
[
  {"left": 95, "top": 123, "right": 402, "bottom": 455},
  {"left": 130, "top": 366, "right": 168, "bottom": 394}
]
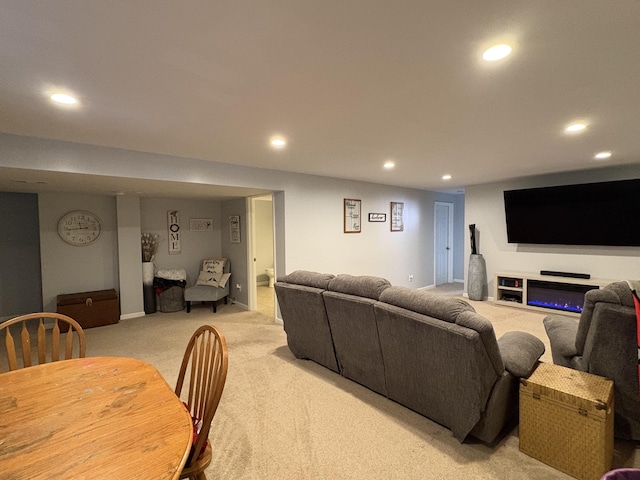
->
[{"left": 275, "top": 270, "right": 545, "bottom": 443}]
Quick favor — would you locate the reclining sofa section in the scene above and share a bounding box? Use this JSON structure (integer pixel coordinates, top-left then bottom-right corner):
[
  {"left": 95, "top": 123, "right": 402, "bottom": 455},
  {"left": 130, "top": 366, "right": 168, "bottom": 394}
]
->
[{"left": 275, "top": 271, "right": 545, "bottom": 443}]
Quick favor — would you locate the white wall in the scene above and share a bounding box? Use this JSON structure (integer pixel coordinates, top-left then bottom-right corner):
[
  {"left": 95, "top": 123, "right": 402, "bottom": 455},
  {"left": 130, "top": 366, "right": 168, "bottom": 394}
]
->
[
  {"left": 38, "top": 193, "right": 119, "bottom": 311},
  {"left": 280, "top": 175, "right": 436, "bottom": 287},
  {"left": 465, "top": 165, "right": 640, "bottom": 298}
]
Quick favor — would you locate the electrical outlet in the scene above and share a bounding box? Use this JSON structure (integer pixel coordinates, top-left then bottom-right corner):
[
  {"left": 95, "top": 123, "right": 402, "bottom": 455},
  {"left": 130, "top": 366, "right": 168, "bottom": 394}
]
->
[
  {"left": 236, "top": 283, "right": 242, "bottom": 291},
  {"left": 409, "top": 274, "right": 414, "bottom": 282}
]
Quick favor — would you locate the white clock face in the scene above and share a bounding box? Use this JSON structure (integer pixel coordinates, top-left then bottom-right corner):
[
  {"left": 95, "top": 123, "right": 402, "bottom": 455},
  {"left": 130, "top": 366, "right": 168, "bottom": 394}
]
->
[{"left": 57, "top": 210, "right": 102, "bottom": 246}]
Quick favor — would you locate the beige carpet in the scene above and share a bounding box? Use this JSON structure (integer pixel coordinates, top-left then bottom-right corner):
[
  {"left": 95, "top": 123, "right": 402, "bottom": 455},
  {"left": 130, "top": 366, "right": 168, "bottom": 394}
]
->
[{"left": 83, "top": 290, "right": 640, "bottom": 479}]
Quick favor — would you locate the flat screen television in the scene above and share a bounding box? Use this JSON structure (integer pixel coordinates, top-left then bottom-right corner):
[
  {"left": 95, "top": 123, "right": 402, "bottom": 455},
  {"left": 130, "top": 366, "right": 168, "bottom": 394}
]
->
[{"left": 503, "top": 178, "right": 640, "bottom": 246}]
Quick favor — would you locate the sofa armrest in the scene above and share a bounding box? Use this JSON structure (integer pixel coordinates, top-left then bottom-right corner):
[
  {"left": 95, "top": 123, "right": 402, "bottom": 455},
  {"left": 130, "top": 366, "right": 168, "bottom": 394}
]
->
[
  {"left": 543, "top": 315, "right": 579, "bottom": 357},
  {"left": 498, "top": 331, "right": 545, "bottom": 378}
]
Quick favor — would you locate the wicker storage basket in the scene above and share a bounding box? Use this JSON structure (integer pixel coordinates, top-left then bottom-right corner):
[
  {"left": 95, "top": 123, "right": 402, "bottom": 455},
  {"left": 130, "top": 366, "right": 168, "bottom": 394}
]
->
[
  {"left": 157, "top": 286, "right": 185, "bottom": 313},
  {"left": 519, "top": 362, "right": 614, "bottom": 480}
]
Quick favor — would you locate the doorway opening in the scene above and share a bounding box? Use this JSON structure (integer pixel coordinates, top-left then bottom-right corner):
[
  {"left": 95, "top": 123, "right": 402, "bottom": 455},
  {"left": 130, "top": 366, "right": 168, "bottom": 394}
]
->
[{"left": 249, "top": 194, "right": 275, "bottom": 317}]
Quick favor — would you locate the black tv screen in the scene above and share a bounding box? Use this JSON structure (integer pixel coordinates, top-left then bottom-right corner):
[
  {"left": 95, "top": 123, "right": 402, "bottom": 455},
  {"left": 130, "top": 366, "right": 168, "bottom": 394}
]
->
[{"left": 503, "top": 179, "right": 640, "bottom": 246}]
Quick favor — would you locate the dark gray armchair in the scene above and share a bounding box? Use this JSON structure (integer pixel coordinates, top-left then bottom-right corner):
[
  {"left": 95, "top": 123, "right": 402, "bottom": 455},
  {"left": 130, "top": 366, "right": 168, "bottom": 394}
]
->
[{"left": 543, "top": 281, "right": 640, "bottom": 440}]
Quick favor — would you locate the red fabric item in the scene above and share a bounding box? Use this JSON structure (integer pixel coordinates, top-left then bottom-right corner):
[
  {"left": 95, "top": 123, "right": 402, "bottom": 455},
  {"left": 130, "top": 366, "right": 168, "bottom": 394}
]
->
[
  {"left": 631, "top": 290, "right": 640, "bottom": 401},
  {"left": 182, "top": 402, "right": 209, "bottom": 462}
]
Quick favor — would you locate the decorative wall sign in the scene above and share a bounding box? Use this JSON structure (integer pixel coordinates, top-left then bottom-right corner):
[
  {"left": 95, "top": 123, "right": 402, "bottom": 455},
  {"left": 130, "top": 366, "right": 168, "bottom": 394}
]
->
[
  {"left": 344, "top": 198, "right": 361, "bottom": 233},
  {"left": 391, "top": 202, "right": 404, "bottom": 232},
  {"left": 368, "top": 213, "right": 386, "bottom": 222},
  {"left": 168, "top": 210, "right": 181, "bottom": 254},
  {"left": 229, "top": 215, "right": 241, "bottom": 243},
  {"left": 189, "top": 218, "right": 214, "bottom": 232}
]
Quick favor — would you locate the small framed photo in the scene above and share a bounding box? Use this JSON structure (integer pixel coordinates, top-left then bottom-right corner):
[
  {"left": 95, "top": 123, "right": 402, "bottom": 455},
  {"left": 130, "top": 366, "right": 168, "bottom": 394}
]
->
[
  {"left": 189, "top": 218, "right": 214, "bottom": 232},
  {"left": 368, "top": 213, "right": 386, "bottom": 222},
  {"left": 344, "top": 198, "right": 361, "bottom": 233},
  {"left": 391, "top": 202, "right": 404, "bottom": 232}
]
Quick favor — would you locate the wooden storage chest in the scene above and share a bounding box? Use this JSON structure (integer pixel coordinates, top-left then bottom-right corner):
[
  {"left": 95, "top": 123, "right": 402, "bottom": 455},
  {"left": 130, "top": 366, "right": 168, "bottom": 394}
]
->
[
  {"left": 57, "top": 289, "right": 119, "bottom": 329},
  {"left": 519, "top": 362, "right": 614, "bottom": 480}
]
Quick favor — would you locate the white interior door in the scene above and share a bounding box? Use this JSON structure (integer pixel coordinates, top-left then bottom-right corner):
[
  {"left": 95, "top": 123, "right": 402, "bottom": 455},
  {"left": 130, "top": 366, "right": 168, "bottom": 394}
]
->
[{"left": 434, "top": 202, "right": 453, "bottom": 286}]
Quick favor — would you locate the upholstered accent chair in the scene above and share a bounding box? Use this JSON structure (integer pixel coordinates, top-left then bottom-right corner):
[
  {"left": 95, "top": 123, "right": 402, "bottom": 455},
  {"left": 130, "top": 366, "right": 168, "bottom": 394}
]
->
[{"left": 184, "top": 258, "right": 231, "bottom": 313}]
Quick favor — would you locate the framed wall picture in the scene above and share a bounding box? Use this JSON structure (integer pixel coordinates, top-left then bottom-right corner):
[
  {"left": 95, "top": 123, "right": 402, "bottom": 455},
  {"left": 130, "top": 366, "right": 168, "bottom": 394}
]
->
[
  {"left": 344, "top": 199, "right": 361, "bottom": 233},
  {"left": 189, "top": 218, "right": 213, "bottom": 232},
  {"left": 368, "top": 213, "right": 386, "bottom": 222},
  {"left": 229, "top": 215, "right": 241, "bottom": 243},
  {"left": 390, "top": 202, "right": 404, "bottom": 232}
]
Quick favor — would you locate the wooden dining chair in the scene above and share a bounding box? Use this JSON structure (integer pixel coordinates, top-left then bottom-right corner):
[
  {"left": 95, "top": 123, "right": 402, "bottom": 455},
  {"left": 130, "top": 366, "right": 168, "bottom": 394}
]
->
[
  {"left": 0, "top": 312, "right": 86, "bottom": 373},
  {"left": 176, "top": 325, "right": 228, "bottom": 480}
]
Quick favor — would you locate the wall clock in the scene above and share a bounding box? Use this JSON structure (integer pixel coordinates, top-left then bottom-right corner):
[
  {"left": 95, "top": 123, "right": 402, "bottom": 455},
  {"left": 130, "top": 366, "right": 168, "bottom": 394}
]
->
[{"left": 57, "top": 210, "right": 102, "bottom": 246}]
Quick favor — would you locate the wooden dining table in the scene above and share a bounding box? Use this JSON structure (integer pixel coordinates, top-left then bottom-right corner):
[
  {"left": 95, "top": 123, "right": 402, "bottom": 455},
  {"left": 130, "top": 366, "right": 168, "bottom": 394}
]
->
[{"left": 0, "top": 356, "right": 193, "bottom": 479}]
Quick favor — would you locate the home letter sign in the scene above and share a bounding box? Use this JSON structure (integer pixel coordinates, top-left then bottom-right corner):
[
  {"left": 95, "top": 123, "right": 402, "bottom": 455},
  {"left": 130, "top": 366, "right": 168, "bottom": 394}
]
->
[{"left": 168, "top": 210, "right": 181, "bottom": 255}]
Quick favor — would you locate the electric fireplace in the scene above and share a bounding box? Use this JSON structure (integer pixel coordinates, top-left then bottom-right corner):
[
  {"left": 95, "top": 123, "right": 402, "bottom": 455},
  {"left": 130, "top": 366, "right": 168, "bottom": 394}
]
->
[{"left": 527, "top": 280, "right": 598, "bottom": 314}]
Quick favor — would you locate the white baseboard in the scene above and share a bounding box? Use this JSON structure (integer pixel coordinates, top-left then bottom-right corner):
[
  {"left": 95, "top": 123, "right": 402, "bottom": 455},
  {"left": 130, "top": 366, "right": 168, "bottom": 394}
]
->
[
  {"left": 121, "top": 311, "right": 145, "bottom": 320},
  {"left": 231, "top": 300, "right": 249, "bottom": 310}
]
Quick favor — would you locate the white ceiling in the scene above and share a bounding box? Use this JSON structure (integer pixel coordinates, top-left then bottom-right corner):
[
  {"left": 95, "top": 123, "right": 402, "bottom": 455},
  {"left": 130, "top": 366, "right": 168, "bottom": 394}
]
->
[{"left": 0, "top": 1, "right": 638, "bottom": 198}]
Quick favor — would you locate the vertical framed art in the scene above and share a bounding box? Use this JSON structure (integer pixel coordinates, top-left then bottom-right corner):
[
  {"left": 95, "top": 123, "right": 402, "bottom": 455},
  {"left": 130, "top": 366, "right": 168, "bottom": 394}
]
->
[
  {"left": 391, "top": 202, "right": 404, "bottom": 232},
  {"left": 344, "top": 198, "right": 361, "bottom": 233},
  {"left": 229, "top": 215, "right": 241, "bottom": 243}
]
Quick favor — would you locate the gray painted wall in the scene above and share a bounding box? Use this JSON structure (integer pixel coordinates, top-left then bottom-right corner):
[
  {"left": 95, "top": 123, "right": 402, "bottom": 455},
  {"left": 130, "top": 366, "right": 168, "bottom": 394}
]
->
[
  {"left": 38, "top": 193, "right": 118, "bottom": 312},
  {"left": 0, "top": 192, "right": 42, "bottom": 317},
  {"left": 140, "top": 197, "right": 223, "bottom": 283},
  {"left": 221, "top": 198, "right": 248, "bottom": 306},
  {"left": 116, "top": 196, "right": 144, "bottom": 318}
]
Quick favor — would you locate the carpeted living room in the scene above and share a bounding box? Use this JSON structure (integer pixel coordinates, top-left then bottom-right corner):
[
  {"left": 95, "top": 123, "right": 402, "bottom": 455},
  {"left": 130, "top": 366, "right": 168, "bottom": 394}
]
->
[
  {"left": 1, "top": 2, "right": 639, "bottom": 479},
  {"left": 80, "top": 285, "right": 640, "bottom": 480}
]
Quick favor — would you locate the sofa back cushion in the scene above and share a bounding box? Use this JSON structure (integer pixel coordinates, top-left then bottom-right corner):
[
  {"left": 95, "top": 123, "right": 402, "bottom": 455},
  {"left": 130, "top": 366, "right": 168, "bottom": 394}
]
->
[
  {"left": 322, "top": 274, "right": 390, "bottom": 395},
  {"left": 274, "top": 276, "right": 338, "bottom": 373},
  {"left": 327, "top": 274, "right": 391, "bottom": 300},
  {"left": 374, "top": 301, "right": 501, "bottom": 441},
  {"left": 278, "top": 270, "right": 334, "bottom": 290},
  {"left": 379, "top": 286, "right": 474, "bottom": 323},
  {"left": 576, "top": 281, "right": 634, "bottom": 354}
]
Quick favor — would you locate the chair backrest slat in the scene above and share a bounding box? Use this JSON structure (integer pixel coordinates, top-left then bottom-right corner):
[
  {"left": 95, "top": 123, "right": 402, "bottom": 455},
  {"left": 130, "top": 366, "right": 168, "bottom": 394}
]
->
[
  {"left": 0, "top": 313, "right": 86, "bottom": 372},
  {"left": 37, "top": 319, "right": 46, "bottom": 364},
  {"left": 4, "top": 328, "right": 17, "bottom": 372},
  {"left": 21, "top": 322, "right": 32, "bottom": 368},
  {"left": 52, "top": 320, "right": 60, "bottom": 362}
]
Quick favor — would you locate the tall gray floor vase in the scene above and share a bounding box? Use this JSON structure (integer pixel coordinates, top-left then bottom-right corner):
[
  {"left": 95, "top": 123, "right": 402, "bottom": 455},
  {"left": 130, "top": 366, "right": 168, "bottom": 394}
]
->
[{"left": 467, "top": 254, "right": 487, "bottom": 301}]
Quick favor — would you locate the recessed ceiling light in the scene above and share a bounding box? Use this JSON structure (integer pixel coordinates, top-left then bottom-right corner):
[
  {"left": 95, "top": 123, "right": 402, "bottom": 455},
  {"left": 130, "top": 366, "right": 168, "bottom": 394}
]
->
[
  {"left": 442, "top": 174, "right": 452, "bottom": 181},
  {"left": 383, "top": 161, "right": 395, "bottom": 169},
  {"left": 594, "top": 151, "right": 612, "bottom": 160},
  {"left": 270, "top": 136, "right": 287, "bottom": 148},
  {"left": 565, "top": 122, "right": 587, "bottom": 133},
  {"left": 482, "top": 44, "right": 512, "bottom": 62},
  {"left": 50, "top": 93, "right": 78, "bottom": 105}
]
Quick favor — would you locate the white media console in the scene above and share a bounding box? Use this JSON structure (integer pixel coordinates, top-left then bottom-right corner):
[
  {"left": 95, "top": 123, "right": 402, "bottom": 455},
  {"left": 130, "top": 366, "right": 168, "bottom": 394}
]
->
[{"left": 494, "top": 272, "right": 615, "bottom": 317}]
